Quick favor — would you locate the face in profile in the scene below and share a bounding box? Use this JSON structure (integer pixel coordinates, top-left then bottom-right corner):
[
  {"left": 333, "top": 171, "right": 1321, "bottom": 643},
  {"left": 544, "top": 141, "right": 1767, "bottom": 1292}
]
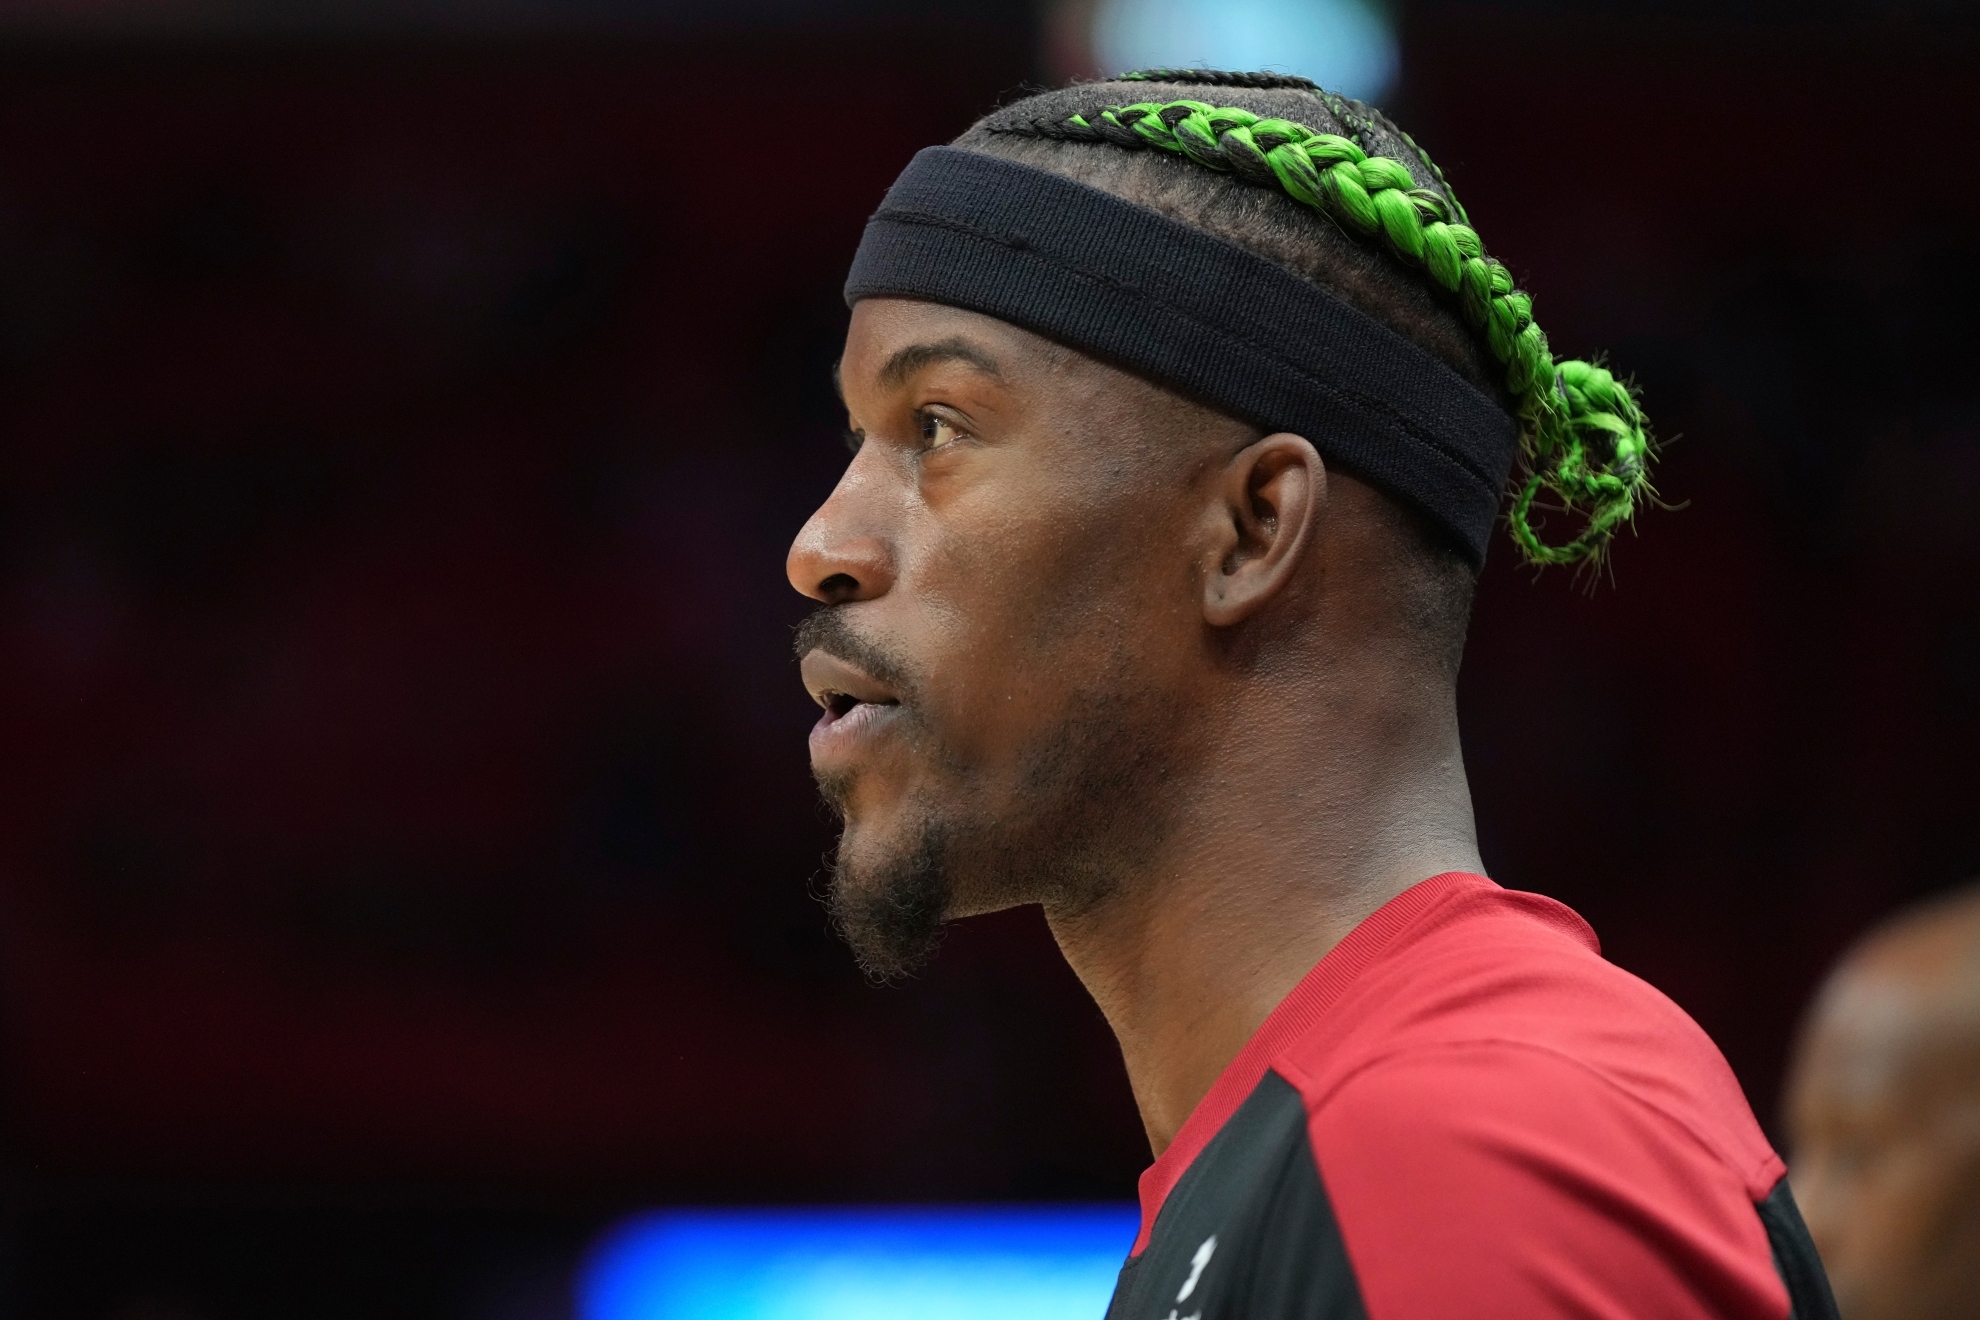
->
[{"left": 785, "top": 298, "right": 1238, "bottom": 977}]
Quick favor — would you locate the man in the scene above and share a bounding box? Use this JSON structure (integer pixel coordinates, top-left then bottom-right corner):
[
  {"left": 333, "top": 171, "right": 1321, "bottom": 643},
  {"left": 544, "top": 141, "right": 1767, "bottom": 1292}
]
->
[
  {"left": 787, "top": 70, "right": 1836, "bottom": 1318},
  {"left": 1786, "top": 882, "right": 1980, "bottom": 1320}
]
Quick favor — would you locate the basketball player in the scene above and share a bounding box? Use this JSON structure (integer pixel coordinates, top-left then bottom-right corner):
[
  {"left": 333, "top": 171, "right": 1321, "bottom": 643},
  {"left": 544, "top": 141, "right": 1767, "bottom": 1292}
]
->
[{"left": 787, "top": 71, "right": 1837, "bottom": 1318}]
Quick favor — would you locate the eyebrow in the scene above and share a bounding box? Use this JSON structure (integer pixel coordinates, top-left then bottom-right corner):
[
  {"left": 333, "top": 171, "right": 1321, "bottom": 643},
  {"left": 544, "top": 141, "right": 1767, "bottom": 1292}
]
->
[{"left": 875, "top": 337, "right": 1006, "bottom": 390}]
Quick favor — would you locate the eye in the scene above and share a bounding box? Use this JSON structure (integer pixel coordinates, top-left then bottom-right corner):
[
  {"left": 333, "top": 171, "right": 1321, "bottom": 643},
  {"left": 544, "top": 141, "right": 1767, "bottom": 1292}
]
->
[{"left": 916, "top": 411, "right": 969, "bottom": 451}]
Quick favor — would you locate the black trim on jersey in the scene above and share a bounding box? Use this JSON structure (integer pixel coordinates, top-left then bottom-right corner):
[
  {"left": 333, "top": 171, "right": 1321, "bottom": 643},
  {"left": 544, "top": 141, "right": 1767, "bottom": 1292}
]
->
[
  {"left": 1759, "top": 1178, "right": 1841, "bottom": 1320},
  {"left": 1108, "top": 1070, "right": 1842, "bottom": 1320},
  {"left": 1106, "top": 1070, "right": 1364, "bottom": 1320}
]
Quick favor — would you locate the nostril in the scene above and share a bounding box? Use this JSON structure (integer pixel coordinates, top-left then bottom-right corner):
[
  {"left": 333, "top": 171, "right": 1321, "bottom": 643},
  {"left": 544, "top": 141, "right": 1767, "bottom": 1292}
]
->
[{"left": 817, "top": 572, "right": 861, "bottom": 603}]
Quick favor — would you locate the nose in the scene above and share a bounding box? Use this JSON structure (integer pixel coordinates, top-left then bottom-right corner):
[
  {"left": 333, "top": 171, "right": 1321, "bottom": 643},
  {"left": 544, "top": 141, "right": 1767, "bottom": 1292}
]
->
[{"left": 786, "top": 452, "right": 897, "bottom": 605}]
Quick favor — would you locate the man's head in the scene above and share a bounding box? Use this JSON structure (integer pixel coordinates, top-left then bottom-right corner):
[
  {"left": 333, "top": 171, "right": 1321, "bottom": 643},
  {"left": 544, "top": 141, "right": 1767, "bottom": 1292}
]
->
[
  {"left": 787, "top": 71, "right": 1647, "bottom": 977},
  {"left": 1786, "top": 882, "right": 1980, "bottom": 1320},
  {"left": 792, "top": 294, "right": 1462, "bottom": 975}
]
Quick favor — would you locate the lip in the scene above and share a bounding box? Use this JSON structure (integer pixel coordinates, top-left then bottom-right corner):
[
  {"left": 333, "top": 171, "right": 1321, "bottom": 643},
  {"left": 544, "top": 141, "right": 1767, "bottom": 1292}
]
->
[{"left": 801, "top": 648, "right": 903, "bottom": 767}]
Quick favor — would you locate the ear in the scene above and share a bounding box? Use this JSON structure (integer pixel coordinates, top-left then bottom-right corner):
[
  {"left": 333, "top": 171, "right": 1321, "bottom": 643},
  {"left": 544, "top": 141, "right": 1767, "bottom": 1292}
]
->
[{"left": 1201, "top": 432, "right": 1324, "bottom": 627}]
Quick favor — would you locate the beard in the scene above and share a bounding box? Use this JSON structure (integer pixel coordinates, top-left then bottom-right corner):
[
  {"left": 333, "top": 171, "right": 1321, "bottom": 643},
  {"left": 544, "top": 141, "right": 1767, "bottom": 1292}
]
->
[
  {"left": 798, "top": 606, "right": 1176, "bottom": 981},
  {"left": 822, "top": 810, "right": 953, "bottom": 981}
]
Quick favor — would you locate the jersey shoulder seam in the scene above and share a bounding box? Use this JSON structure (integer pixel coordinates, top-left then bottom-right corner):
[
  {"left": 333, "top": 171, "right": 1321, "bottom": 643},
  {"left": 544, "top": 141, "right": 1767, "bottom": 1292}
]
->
[{"left": 1271, "top": 1038, "right": 1782, "bottom": 1195}]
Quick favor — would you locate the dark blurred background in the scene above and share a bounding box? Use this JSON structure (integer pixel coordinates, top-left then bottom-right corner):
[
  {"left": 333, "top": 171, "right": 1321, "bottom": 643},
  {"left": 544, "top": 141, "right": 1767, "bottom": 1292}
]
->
[{"left": 0, "top": 0, "right": 1974, "bottom": 1314}]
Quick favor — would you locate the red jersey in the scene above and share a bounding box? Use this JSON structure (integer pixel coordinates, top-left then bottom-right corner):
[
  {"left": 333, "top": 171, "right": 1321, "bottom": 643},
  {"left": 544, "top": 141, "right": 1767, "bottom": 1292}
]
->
[{"left": 1103, "top": 872, "right": 1837, "bottom": 1320}]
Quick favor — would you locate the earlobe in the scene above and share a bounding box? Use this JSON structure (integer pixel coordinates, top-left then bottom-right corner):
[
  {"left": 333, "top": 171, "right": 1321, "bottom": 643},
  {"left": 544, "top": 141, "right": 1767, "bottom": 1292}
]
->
[{"left": 1202, "top": 433, "right": 1323, "bottom": 628}]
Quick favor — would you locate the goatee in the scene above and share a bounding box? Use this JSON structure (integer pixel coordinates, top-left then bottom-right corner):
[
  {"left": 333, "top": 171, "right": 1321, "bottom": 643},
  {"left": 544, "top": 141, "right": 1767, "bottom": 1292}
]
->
[{"left": 825, "top": 817, "right": 950, "bottom": 981}]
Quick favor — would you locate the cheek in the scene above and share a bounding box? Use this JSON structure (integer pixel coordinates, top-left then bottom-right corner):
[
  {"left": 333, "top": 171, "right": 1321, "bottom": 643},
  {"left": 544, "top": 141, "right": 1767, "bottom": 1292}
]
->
[{"left": 906, "top": 500, "right": 1186, "bottom": 758}]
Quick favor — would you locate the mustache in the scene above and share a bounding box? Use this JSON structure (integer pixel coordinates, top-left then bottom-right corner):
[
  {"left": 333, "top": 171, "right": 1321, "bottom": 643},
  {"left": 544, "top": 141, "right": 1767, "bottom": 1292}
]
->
[{"left": 792, "top": 605, "right": 918, "bottom": 699}]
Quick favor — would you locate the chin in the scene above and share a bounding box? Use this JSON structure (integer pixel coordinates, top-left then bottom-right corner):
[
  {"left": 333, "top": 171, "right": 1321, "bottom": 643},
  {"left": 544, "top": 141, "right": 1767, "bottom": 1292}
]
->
[
  {"left": 827, "top": 828, "right": 886, "bottom": 896},
  {"left": 826, "top": 814, "right": 952, "bottom": 980}
]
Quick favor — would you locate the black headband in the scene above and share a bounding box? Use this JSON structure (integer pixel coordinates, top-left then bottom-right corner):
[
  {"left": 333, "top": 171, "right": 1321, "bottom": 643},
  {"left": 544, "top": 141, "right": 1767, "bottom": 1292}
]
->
[{"left": 843, "top": 147, "right": 1518, "bottom": 566}]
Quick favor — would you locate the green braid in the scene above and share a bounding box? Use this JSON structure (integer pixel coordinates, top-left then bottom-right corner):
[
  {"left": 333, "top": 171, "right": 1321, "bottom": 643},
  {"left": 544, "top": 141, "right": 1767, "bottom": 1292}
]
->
[{"left": 1012, "top": 96, "right": 1653, "bottom": 567}]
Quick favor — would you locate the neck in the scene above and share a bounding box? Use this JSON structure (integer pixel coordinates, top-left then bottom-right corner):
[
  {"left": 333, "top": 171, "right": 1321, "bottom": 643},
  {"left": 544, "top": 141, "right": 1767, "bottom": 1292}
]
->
[{"left": 1042, "top": 659, "right": 1481, "bottom": 1157}]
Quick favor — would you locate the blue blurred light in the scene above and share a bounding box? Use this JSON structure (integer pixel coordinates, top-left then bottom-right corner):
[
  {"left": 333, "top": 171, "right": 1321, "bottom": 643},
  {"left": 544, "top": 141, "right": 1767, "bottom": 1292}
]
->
[
  {"left": 578, "top": 1205, "right": 1141, "bottom": 1320},
  {"left": 1093, "top": 0, "right": 1398, "bottom": 103}
]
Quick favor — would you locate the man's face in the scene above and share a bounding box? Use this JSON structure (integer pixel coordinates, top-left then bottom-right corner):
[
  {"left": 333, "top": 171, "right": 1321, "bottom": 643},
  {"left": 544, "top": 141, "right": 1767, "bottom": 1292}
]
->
[{"left": 786, "top": 298, "right": 1237, "bottom": 976}]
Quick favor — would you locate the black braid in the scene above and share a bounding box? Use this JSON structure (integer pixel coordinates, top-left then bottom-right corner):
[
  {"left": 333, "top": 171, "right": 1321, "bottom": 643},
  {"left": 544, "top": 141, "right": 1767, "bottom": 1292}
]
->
[
  {"left": 1011, "top": 115, "right": 1135, "bottom": 148},
  {"left": 1120, "top": 68, "right": 1319, "bottom": 91},
  {"left": 1393, "top": 125, "right": 1468, "bottom": 226},
  {"left": 1315, "top": 90, "right": 1371, "bottom": 146},
  {"left": 1119, "top": 67, "right": 1373, "bottom": 147}
]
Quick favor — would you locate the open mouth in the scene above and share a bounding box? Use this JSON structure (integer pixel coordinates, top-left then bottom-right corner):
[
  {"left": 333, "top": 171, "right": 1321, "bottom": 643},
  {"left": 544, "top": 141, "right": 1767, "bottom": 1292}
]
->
[
  {"left": 809, "top": 687, "right": 901, "bottom": 765},
  {"left": 802, "top": 647, "right": 904, "bottom": 763},
  {"left": 818, "top": 688, "right": 899, "bottom": 728},
  {"left": 802, "top": 647, "right": 901, "bottom": 714}
]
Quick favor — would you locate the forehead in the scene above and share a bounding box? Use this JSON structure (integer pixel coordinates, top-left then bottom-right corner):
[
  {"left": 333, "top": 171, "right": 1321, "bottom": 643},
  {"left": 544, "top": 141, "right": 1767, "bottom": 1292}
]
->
[
  {"left": 838, "top": 300, "right": 1147, "bottom": 505},
  {"left": 838, "top": 298, "right": 1243, "bottom": 470},
  {"left": 841, "top": 298, "right": 1071, "bottom": 387}
]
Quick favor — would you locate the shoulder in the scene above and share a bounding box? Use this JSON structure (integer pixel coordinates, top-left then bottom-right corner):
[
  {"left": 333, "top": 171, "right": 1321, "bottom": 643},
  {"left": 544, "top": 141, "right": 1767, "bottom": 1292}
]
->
[
  {"left": 1252, "top": 883, "right": 1793, "bottom": 1319},
  {"left": 1275, "top": 883, "right": 1782, "bottom": 1197},
  {"left": 1281, "top": 1044, "right": 1788, "bottom": 1320}
]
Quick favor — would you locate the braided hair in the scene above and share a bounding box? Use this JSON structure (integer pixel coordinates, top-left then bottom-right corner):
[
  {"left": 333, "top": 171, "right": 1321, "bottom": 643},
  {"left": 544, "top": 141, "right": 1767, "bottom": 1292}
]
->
[{"left": 959, "top": 70, "right": 1653, "bottom": 571}]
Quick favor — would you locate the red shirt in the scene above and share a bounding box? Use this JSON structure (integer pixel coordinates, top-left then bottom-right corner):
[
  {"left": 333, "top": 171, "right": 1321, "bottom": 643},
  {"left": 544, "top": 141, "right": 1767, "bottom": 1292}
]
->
[{"left": 1106, "top": 872, "right": 1832, "bottom": 1320}]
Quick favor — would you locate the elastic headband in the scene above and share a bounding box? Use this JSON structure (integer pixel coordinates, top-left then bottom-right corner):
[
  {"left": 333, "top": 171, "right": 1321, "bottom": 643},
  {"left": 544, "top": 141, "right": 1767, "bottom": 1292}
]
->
[{"left": 844, "top": 146, "right": 1518, "bottom": 566}]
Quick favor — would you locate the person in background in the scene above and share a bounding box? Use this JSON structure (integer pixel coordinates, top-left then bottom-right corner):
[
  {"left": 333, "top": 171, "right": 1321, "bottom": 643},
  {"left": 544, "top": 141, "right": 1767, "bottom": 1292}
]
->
[{"left": 1786, "top": 881, "right": 1980, "bottom": 1320}]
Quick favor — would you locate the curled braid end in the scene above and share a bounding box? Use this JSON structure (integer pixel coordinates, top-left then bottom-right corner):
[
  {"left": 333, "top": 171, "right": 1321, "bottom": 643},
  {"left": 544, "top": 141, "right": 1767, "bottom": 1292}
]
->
[{"left": 1507, "top": 360, "right": 1655, "bottom": 567}]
